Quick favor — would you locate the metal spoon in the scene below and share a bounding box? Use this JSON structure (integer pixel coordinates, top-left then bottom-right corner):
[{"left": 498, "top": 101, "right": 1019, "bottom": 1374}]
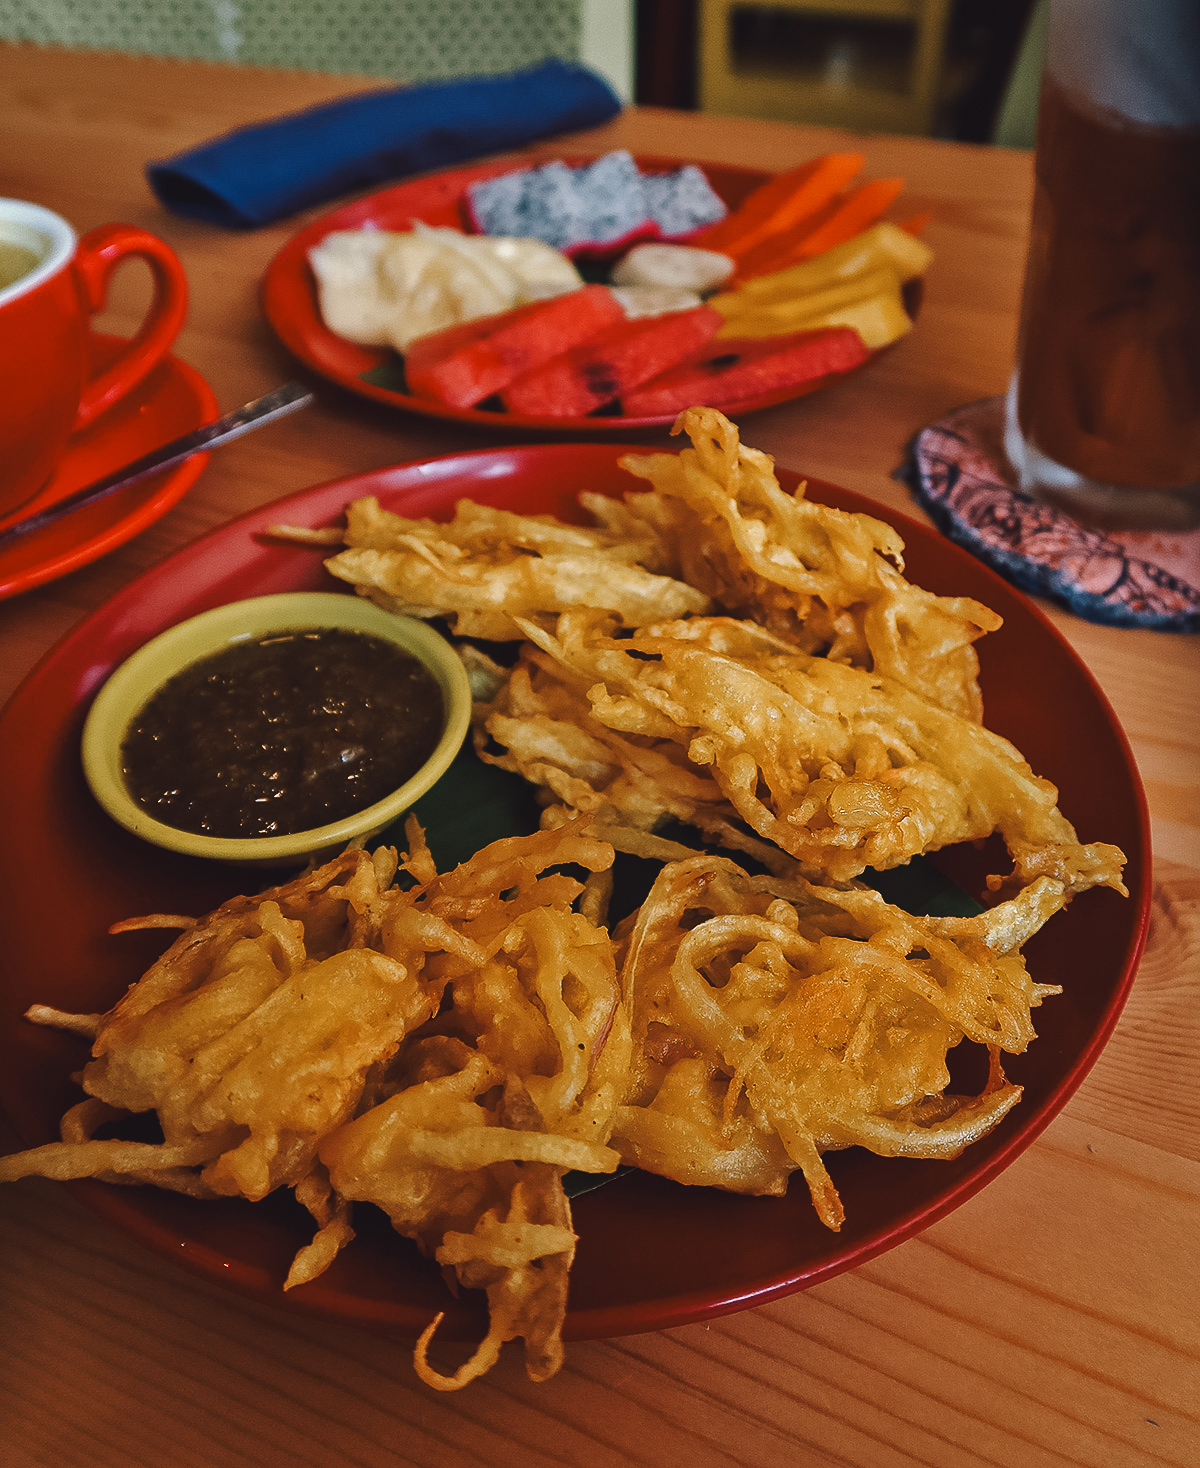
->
[{"left": 0, "top": 381, "right": 315, "bottom": 550}]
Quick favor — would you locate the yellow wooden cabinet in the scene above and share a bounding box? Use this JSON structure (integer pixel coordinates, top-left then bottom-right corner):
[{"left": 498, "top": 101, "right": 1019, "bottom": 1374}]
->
[{"left": 699, "top": 0, "right": 953, "bottom": 135}]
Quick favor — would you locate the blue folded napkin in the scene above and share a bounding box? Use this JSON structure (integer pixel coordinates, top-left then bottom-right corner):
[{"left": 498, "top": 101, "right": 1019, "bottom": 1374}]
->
[{"left": 146, "top": 58, "right": 622, "bottom": 229}]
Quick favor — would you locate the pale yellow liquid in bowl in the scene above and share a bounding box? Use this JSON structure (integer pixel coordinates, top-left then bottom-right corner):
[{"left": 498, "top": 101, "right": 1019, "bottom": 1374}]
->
[{"left": 0, "top": 238, "right": 42, "bottom": 290}]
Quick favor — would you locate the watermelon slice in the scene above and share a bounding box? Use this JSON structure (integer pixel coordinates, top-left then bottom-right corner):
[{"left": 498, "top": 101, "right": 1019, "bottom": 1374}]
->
[
  {"left": 619, "top": 327, "right": 870, "bottom": 417},
  {"left": 502, "top": 305, "right": 721, "bottom": 418},
  {"left": 404, "top": 284, "right": 624, "bottom": 409}
]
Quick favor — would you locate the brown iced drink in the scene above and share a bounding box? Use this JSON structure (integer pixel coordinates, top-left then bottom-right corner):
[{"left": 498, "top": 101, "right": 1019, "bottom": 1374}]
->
[{"left": 1013, "top": 74, "right": 1200, "bottom": 493}]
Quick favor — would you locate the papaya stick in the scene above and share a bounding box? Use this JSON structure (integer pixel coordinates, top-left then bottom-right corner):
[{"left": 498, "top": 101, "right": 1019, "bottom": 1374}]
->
[
  {"left": 730, "top": 198, "right": 845, "bottom": 282},
  {"left": 715, "top": 285, "right": 912, "bottom": 351},
  {"left": 714, "top": 264, "right": 902, "bottom": 332},
  {"left": 899, "top": 209, "right": 933, "bottom": 236},
  {"left": 731, "top": 223, "right": 933, "bottom": 305},
  {"left": 689, "top": 153, "right": 855, "bottom": 250},
  {"left": 733, "top": 177, "right": 906, "bottom": 282},
  {"left": 779, "top": 177, "right": 906, "bottom": 261},
  {"left": 691, "top": 151, "right": 865, "bottom": 258}
]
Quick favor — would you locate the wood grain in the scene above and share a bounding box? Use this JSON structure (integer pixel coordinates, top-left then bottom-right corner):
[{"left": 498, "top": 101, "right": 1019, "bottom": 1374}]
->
[{"left": 0, "top": 44, "right": 1196, "bottom": 1468}]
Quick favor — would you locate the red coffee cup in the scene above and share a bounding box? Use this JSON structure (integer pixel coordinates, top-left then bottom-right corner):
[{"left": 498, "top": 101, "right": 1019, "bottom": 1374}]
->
[{"left": 0, "top": 199, "right": 188, "bottom": 518}]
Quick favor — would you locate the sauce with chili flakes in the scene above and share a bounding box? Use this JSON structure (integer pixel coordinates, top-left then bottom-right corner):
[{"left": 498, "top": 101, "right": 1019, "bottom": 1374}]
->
[{"left": 120, "top": 627, "right": 445, "bottom": 838}]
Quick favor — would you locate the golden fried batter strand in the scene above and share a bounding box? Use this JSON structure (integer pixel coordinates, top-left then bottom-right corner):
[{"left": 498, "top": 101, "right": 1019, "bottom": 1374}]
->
[
  {"left": 321, "top": 821, "right": 628, "bottom": 1388},
  {"left": 286, "top": 1164, "right": 356, "bottom": 1289},
  {"left": 611, "top": 854, "right": 1059, "bottom": 1229},
  {"left": 0, "top": 1098, "right": 224, "bottom": 1193},
  {"left": 513, "top": 609, "right": 1125, "bottom": 894},
  {"left": 321, "top": 1038, "right": 608, "bottom": 1390},
  {"left": 322, "top": 494, "right": 711, "bottom": 639},
  {"left": 606, "top": 406, "right": 1001, "bottom": 722}
]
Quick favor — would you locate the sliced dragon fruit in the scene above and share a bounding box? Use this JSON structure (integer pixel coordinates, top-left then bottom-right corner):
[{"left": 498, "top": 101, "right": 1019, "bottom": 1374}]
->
[{"left": 465, "top": 150, "right": 727, "bottom": 259}]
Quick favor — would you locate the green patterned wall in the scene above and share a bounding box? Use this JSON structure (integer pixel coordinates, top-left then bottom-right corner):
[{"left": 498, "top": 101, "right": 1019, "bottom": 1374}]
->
[{"left": 0, "top": 0, "right": 582, "bottom": 80}]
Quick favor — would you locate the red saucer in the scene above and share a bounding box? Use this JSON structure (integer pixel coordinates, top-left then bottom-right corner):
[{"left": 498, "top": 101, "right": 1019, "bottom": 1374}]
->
[{"left": 0, "top": 334, "right": 218, "bottom": 601}]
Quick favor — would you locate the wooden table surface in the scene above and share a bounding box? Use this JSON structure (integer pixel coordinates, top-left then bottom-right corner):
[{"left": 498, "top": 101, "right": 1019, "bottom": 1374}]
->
[{"left": 1, "top": 44, "right": 1197, "bottom": 1468}]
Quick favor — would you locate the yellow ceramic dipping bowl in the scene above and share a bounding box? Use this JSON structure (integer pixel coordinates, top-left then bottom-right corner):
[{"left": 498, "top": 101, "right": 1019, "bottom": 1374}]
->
[{"left": 81, "top": 591, "right": 472, "bottom": 865}]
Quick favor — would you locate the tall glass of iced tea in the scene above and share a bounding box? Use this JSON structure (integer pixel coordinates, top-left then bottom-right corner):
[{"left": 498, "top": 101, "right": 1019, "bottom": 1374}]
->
[{"left": 1004, "top": 0, "right": 1200, "bottom": 529}]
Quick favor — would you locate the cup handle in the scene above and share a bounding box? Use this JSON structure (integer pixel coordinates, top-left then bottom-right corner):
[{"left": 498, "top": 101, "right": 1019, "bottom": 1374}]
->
[{"left": 71, "top": 223, "right": 189, "bottom": 434}]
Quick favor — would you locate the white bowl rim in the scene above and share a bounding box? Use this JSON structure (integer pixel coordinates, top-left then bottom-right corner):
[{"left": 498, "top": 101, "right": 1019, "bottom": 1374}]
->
[{"left": 0, "top": 197, "right": 75, "bottom": 308}]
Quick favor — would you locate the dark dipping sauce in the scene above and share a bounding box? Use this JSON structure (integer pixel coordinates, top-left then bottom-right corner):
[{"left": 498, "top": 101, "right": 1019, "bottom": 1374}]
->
[{"left": 121, "top": 627, "right": 445, "bottom": 838}]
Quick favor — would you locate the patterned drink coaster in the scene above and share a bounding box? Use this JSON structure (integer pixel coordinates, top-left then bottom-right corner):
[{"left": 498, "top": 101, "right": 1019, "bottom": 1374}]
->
[{"left": 900, "top": 396, "right": 1200, "bottom": 631}]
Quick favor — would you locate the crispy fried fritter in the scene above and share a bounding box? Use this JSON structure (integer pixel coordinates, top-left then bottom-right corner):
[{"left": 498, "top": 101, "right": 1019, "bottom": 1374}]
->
[
  {"left": 323, "top": 495, "right": 710, "bottom": 640},
  {"left": 611, "top": 853, "right": 1062, "bottom": 1229},
  {"left": 604, "top": 407, "right": 1002, "bottom": 722},
  {"left": 492, "top": 609, "right": 1125, "bottom": 895}
]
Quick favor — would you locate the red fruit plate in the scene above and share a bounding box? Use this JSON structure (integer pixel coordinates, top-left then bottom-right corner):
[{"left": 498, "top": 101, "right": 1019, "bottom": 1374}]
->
[
  {"left": 260, "top": 155, "right": 908, "bottom": 432},
  {"left": 0, "top": 443, "right": 1149, "bottom": 1344}
]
